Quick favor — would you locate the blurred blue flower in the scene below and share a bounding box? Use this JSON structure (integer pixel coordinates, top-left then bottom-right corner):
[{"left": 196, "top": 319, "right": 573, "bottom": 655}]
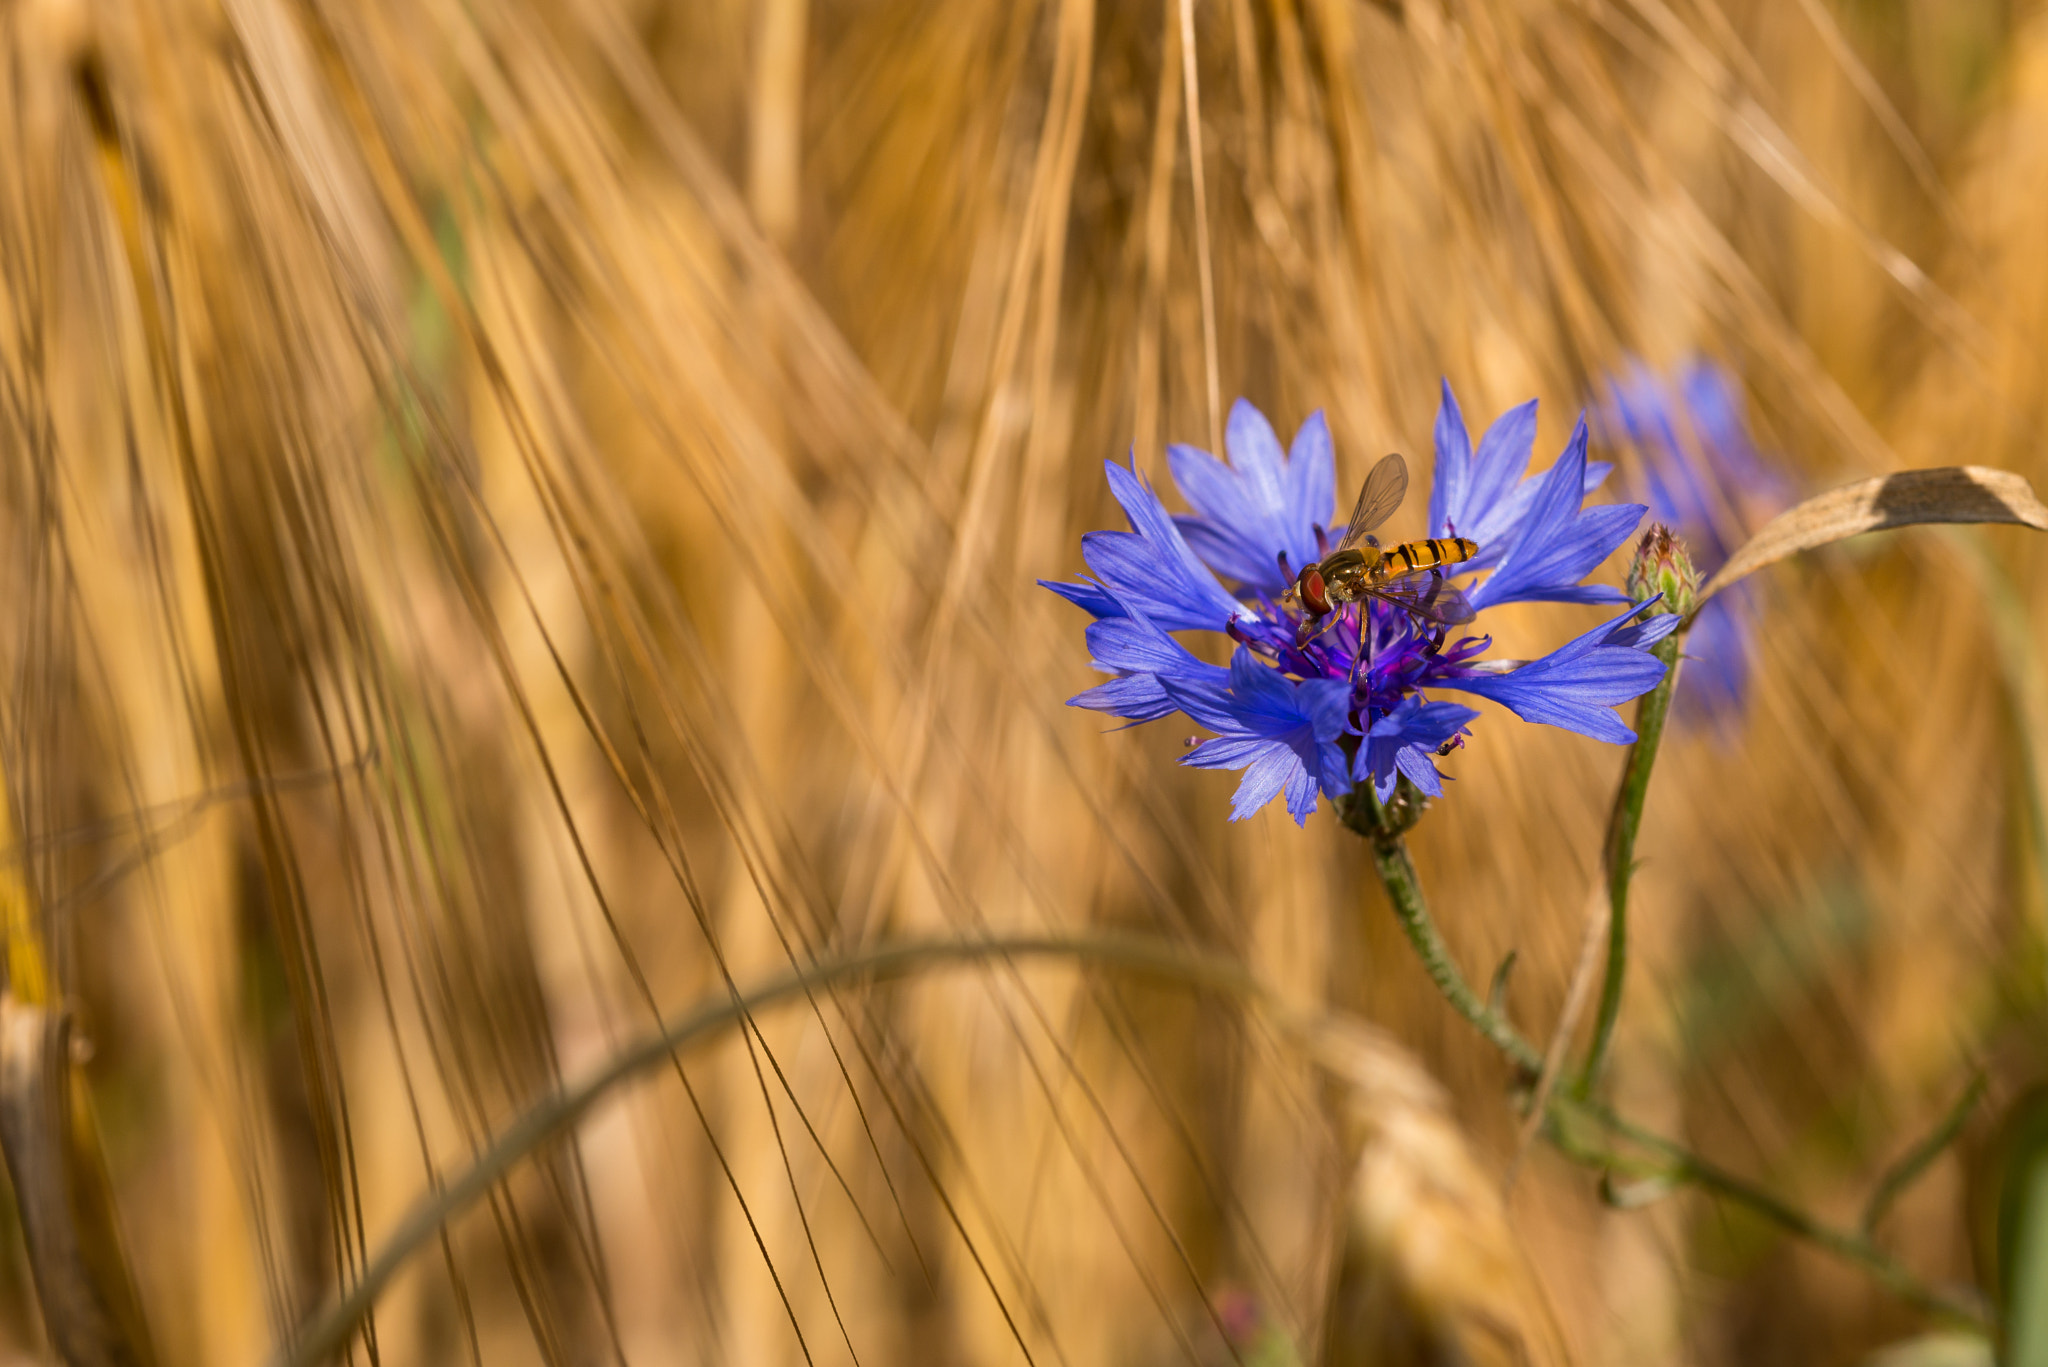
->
[
  {"left": 1044, "top": 386, "right": 1670, "bottom": 824},
  {"left": 1601, "top": 359, "right": 1790, "bottom": 723}
]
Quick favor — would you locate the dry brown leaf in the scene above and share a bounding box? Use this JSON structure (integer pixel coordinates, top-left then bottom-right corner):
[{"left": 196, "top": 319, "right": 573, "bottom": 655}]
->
[{"left": 1694, "top": 466, "right": 2048, "bottom": 611}]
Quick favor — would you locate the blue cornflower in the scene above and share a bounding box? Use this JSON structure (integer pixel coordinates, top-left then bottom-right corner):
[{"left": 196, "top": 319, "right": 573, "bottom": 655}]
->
[
  {"left": 1044, "top": 389, "right": 1672, "bottom": 825},
  {"left": 1601, "top": 359, "right": 1790, "bottom": 721}
]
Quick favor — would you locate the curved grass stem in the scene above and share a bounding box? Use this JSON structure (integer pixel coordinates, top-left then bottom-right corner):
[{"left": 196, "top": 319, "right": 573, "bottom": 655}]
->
[
  {"left": 271, "top": 933, "right": 1270, "bottom": 1367},
  {"left": 279, "top": 917, "right": 1986, "bottom": 1367}
]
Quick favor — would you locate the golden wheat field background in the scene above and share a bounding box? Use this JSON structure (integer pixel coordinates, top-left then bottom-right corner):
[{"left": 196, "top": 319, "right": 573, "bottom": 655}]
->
[{"left": 0, "top": 0, "right": 2044, "bottom": 1363}]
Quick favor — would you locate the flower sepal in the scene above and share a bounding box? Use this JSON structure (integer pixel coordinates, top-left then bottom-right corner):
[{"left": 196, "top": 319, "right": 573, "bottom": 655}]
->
[{"left": 1625, "top": 524, "right": 1699, "bottom": 619}]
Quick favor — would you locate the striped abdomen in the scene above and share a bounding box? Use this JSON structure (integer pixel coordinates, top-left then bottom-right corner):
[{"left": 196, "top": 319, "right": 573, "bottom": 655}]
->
[{"left": 1372, "top": 536, "right": 1478, "bottom": 579}]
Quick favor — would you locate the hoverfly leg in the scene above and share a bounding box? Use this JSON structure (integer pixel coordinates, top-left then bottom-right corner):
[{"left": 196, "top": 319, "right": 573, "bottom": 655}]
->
[
  {"left": 1276, "top": 552, "right": 1302, "bottom": 611},
  {"left": 1348, "top": 602, "right": 1374, "bottom": 691},
  {"left": 1295, "top": 610, "right": 1338, "bottom": 651}
]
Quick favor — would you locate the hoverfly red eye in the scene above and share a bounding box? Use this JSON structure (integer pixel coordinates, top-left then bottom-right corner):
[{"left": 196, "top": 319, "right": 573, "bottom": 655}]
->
[{"left": 1300, "top": 568, "right": 1330, "bottom": 616}]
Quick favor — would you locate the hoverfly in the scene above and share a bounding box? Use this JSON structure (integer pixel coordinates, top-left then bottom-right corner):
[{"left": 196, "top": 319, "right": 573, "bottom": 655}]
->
[{"left": 1282, "top": 452, "right": 1479, "bottom": 647}]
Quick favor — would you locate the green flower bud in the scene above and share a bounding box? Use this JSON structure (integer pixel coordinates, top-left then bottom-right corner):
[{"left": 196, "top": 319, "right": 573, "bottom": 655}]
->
[{"left": 1625, "top": 524, "right": 1698, "bottom": 617}]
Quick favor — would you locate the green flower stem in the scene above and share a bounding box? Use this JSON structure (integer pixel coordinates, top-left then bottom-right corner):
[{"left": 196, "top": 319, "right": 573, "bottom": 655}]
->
[
  {"left": 1573, "top": 1105, "right": 1988, "bottom": 1326},
  {"left": 1341, "top": 789, "right": 1541, "bottom": 1076},
  {"left": 1861, "top": 1072, "right": 1987, "bottom": 1235},
  {"left": 1346, "top": 768, "right": 1986, "bottom": 1329},
  {"left": 1578, "top": 629, "right": 1683, "bottom": 1095}
]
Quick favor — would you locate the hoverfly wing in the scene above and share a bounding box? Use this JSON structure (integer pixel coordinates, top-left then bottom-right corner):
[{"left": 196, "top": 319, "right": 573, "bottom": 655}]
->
[
  {"left": 1360, "top": 571, "right": 1476, "bottom": 626},
  {"left": 1332, "top": 452, "right": 1408, "bottom": 552}
]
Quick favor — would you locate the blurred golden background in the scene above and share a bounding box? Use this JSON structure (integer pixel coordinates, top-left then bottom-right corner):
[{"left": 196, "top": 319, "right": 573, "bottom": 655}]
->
[{"left": 0, "top": 0, "right": 2043, "bottom": 1363}]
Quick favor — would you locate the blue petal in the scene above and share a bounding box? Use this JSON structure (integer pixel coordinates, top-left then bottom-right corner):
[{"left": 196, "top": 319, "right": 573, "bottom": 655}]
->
[
  {"left": 1066, "top": 598, "right": 1232, "bottom": 725},
  {"left": 1356, "top": 698, "right": 1478, "bottom": 794},
  {"left": 1098, "top": 462, "right": 1254, "bottom": 629},
  {"left": 1603, "top": 610, "right": 1682, "bottom": 651},
  {"left": 1599, "top": 357, "right": 1791, "bottom": 574},
  {"left": 1228, "top": 746, "right": 1297, "bottom": 821},
  {"left": 1288, "top": 412, "right": 1337, "bottom": 549},
  {"left": 1428, "top": 380, "right": 1473, "bottom": 540},
  {"left": 1069, "top": 674, "right": 1177, "bottom": 721},
  {"left": 1164, "top": 648, "right": 1353, "bottom": 820},
  {"left": 1441, "top": 666, "right": 1656, "bottom": 744},
  {"left": 1463, "top": 398, "right": 1539, "bottom": 540},
  {"left": 1604, "top": 360, "right": 1686, "bottom": 470},
  {"left": 1369, "top": 699, "right": 1479, "bottom": 748},
  {"left": 1510, "top": 580, "right": 1633, "bottom": 606},
  {"left": 1169, "top": 650, "right": 1351, "bottom": 742},
  {"left": 1427, "top": 386, "right": 1614, "bottom": 579},
  {"left": 1171, "top": 511, "right": 1276, "bottom": 587},
  {"left": 1166, "top": 402, "right": 1335, "bottom": 592},
  {"left": 1469, "top": 418, "right": 1645, "bottom": 610},
  {"left": 1168, "top": 444, "right": 1277, "bottom": 581},
  {"left": 1085, "top": 614, "right": 1227, "bottom": 684},
  {"left": 1167, "top": 441, "right": 1255, "bottom": 528},
  {"left": 1227, "top": 647, "right": 1309, "bottom": 727},
  {"left": 1226, "top": 399, "right": 1291, "bottom": 544},
  {"left": 1453, "top": 456, "right": 1618, "bottom": 576},
  {"left": 1081, "top": 530, "right": 1245, "bottom": 633},
  {"left": 1160, "top": 671, "right": 1243, "bottom": 733},
  {"left": 1040, "top": 576, "right": 1123, "bottom": 619},
  {"left": 1183, "top": 735, "right": 1276, "bottom": 769},
  {"left": 1393, "top": 745, "right": 1446, "bottom": 798},
  {"left": 1298, "top": 677, "right": 1355, "bottom": 742},
  {"left": 1436, "top": 602, "right": 1669, "bottom": 744},
  {"left": 1313, "top": 737, "right": 1352, "bottom": 799},
  {"left": 1430, "top": 386, "right": 1541, "bottom": 552},
  {"left": 1284, "top": 761, "right": 1321, "bottom": 825}
]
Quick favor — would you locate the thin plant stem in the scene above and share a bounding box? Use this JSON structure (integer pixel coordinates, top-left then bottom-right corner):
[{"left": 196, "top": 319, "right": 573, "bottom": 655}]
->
[
  {"left": 1578, "top": 628, "right": 1683, "bottom": 1093},
  {"left": 1861, "top": 1072, "right": 1987, "bottom": 1235},
  {"left": 1341, "top": 788, "right": 1540, "bottom": 1075},
  {"left": 1575, "top": 1106, "right": 1987, "bottom": 1325},
  {"left": 1345, "top": 781, "right": 1986, "bottom": 1329}
]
